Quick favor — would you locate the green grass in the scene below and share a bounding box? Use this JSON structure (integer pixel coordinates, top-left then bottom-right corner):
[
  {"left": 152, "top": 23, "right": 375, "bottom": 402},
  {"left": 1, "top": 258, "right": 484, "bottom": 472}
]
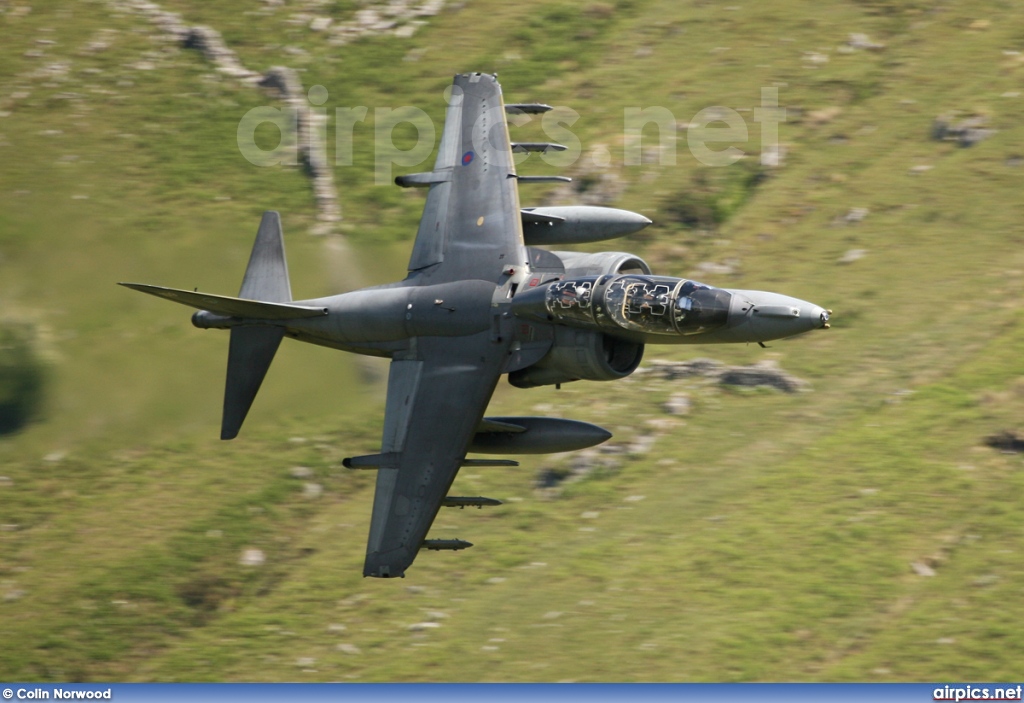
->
[{"left": 1, "top": 0, "right": 1024, "bottom": 683}]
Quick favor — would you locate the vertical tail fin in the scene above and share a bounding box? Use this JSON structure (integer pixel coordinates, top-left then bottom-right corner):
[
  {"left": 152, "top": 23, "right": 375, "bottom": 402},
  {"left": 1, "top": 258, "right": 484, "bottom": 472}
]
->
[
  {"left": 239, "top": 211, "right": 292, "bottom": 303},
  {"left": 222, "top": 211, "right": 291, "bottom": 440},
  {"left": 222, "top": 326, "right": 285, "bottom": 439}
]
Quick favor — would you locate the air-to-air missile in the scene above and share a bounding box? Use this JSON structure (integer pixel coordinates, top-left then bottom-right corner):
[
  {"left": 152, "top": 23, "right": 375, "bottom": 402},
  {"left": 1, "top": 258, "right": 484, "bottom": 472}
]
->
[
  {"left": 441, "top": 497, "right": 503, "bottom": 509},
  {"left": 421, "top": 539, "right": 473, "bottom": 551}
]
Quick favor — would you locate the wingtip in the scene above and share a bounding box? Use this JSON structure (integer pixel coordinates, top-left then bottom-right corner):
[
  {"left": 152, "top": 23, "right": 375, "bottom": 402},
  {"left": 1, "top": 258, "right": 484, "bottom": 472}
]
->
[{"left": 220, "top": 420, "right": 240, "bottom": 440}]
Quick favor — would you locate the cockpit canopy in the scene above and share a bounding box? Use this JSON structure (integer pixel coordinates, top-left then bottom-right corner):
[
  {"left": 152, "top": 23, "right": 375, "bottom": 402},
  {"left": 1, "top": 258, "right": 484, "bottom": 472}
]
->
[
  {"left": 545, "top": 275, "right": 732, "bottom": 336},
  {"left": 604, "top": 275, "right": 731, "bottom": 335}
]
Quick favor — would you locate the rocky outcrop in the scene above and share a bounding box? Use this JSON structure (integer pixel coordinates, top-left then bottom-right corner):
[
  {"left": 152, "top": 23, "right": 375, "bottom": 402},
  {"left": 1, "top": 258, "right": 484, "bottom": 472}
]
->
[
  {"left": 932, "top": 113, "right": 997, "bottom": 148},
  {"left": 112, "top": 0, "right": 448, "bottom": 234},
  {"left": 114, "top": 1, "right": 343, "bottom": 232},
  {"left": 325, "top": 0, "right": 447, "bottom": 46},
  {"left": 718, "top": 361, "right": 810, "bottom": 393},
  {"left": 182, "top": 26, "right": 262, "bottom": 84},
  {"left": 257, "top": 66, "right": 340, "bottom": 229},
  {"left": 643, "top": 358, "right": 810, "bottom": 393},
  {"left": 846, "top": 32, "right": 885, "bottom": 51},
  {"left": 536, "top": 443, "right": 624, "bottom": 490},
  {"left": 985, "top": 430, "right": 1024, "bottom": 453}
]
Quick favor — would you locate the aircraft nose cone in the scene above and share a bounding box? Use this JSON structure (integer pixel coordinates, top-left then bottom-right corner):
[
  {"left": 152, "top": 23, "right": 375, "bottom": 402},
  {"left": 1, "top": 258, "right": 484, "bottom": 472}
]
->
[
  {"left": 807, "top": 304, "right": 831, "bottom": 329},
  {"left": 783, "top": 299, "right": 832, "bottom": 335},
  {"left": 726, "top": 290, "right": 830, "bottom": 342}
]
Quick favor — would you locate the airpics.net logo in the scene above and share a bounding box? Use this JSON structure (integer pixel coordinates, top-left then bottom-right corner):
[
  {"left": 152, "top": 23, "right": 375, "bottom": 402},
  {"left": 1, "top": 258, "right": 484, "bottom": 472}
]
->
[
  {"left": 933, "top": 685, "right": 1024, "bottom": 701},
  {"left": 235, "top": 84, "right": 787, "bottom": 185}
]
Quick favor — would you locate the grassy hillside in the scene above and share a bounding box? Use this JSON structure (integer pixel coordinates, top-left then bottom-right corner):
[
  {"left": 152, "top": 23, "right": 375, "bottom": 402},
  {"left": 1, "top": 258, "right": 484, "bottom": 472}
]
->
[{"left": 1, "top": 0, "right": 1023, "bottom": 682}]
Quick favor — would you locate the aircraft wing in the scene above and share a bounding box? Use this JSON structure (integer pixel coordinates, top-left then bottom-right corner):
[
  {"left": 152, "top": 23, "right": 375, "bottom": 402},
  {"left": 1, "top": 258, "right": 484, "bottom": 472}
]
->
[
  {"left": 404, "top": 72, "right": 526, "bottom": 283},
  {"left": 362, "top": 73, "right": 525, "bottom": 577},
  {"left": 362, "top": 333, "right": 506, "bottom": 578}
]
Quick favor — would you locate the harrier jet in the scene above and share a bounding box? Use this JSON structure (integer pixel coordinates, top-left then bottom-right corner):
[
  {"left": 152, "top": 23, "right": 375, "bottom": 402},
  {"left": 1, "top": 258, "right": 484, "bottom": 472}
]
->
[{"left": 122, "top": 72, "right": 829, "bottom": 578}]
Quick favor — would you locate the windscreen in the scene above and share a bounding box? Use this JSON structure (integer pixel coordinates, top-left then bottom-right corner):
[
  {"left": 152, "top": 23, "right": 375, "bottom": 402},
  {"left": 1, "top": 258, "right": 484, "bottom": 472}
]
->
[{"left": 602, "top": 276, "right": 731, "bottom": 336}]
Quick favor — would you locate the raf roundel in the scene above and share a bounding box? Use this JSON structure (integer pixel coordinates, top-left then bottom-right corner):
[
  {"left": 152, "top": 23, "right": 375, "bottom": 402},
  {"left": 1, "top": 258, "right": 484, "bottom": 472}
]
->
[{"left": 461, "top": 151, "right": 474, "bottom": 166}]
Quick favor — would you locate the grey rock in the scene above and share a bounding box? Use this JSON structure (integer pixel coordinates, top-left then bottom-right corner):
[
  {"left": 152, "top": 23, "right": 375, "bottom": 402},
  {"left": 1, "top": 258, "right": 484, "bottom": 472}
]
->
[
  {"left": 536, "top": 446, "right": 622, "bottom": 490},
  {"left": 240, "top": 548, "right": 266, "bottom": 566},
  {"left": 408, "top": 621, "right": 441, "bottom": 631},
  {"left": 627, "top": 434, "right": 657, "bottom": 454},
  {"left": 695, "top": 261, "right": 736, "bottom": 276},
  {"left": 847, "top": 33, "right": 885, "bottom": 51},
  {"left": 843, "top": 207, "right": 869, "bottom": 224},
  {"left": 910, "top": 561, "right": 936, "bottom": 577},
  {"left": 838, "top": 248, "right": 867, "bottom": 264},
  {"left": 985, "top": 431, "right": 1024, "bottom": 453},
  {"left": 718, "top": 360, "right": 810, "bottom": 392},
  {"left": 933, "top": 113, "right": 997, "bottom": 147},
  {"left": 645, "top": 358, "right": 724, "bottom": 380},
  {"left": 258, "top": 65, "right": 303, "bottom": 99},
  {"left": 960, "top": 128, "right": 996, "bottom": 148},
  {"left": 663, "top": 392, "right": 691, "bottom": 415},
  {"left": 645, "top": 357, "right": 809, "bottom": 392},
  {"left": 303, "top": 482, "right": 323, "bottom": 498}
]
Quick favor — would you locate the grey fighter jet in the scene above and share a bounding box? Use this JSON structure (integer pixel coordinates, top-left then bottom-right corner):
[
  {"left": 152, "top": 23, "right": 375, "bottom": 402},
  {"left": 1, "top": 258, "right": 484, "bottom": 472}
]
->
[{"left": 122, "top": 72, "right": 829, "bottom": 578}]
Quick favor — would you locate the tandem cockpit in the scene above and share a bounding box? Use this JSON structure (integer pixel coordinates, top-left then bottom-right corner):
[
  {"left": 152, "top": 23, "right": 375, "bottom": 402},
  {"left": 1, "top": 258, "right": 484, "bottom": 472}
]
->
[{"left": 525, "top": 274, "right": 733, "bottom": 337}]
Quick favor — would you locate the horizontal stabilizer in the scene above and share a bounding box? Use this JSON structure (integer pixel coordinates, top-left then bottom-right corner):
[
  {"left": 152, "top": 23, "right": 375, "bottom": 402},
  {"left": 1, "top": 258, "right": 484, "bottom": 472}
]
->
[{"left": 119, "top": 283, "right": 327, "bottom": 320}]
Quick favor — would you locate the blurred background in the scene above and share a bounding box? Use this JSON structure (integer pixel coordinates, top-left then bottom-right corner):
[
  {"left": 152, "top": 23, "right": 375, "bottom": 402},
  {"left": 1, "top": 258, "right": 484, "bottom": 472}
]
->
[{"left": 1, "top": 0, "right": 1023, "bottom": 682}]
